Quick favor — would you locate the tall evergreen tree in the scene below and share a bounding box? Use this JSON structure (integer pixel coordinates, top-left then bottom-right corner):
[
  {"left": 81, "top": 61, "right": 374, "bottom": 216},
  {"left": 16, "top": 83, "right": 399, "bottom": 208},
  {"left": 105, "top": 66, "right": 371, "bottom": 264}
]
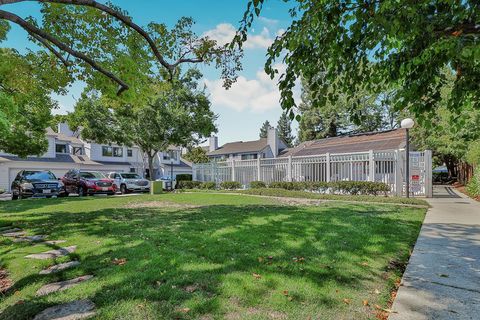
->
[
  {"left": 277, "top": 112, "right": 294, "bottom": 147},
  {"left": 259, "top": 120, "right": 271, "bottom": 138}
]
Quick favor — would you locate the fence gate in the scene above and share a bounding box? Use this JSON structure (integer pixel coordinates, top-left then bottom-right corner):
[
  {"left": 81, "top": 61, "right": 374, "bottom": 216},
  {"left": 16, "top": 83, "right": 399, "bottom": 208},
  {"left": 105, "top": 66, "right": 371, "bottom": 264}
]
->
[{"left": 193, "top": 150, "right": 433, "bottom": 197}]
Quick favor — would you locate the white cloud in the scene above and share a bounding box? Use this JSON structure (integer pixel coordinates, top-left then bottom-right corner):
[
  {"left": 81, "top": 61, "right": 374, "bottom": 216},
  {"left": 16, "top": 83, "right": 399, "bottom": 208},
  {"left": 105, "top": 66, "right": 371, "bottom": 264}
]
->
[
  {"left": 202, "top": 23, "right": 273, "bottom": 49},
  {"left": 204, "top": 64, "right": 298, "bottom": 114},
  {"left": 258, "top": 16, "right": 279, "bottom": 27}
]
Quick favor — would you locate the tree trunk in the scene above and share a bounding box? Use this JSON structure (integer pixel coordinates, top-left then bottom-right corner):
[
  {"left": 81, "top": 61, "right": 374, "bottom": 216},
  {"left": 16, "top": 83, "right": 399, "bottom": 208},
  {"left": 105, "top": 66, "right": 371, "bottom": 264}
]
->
[{"left": 147, "top": 151, "right": 158, "bottom": 181}]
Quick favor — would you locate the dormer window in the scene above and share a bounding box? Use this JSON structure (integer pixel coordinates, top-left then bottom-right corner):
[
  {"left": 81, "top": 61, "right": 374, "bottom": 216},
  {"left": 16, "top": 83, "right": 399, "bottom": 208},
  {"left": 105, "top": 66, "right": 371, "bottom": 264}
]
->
[{"left": 55, "top": 144, "right": 67, "bottom": 154}]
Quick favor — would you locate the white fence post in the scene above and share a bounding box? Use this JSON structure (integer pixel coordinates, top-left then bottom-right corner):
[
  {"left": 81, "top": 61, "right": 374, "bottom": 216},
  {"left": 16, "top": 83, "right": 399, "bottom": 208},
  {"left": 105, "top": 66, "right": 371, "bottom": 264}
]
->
[
  {"left": 369, "top": 150, "right": 375, "bottom": 182},
  {"left": 425, "top": 150, "right": 433, "bottom": 198},
  {"left": 288, "top": 156, "right": 293, "bottom": 182},
  {"left": 257, "top": 158, "right": 261, "bottom": 181},
  {"left": 395, "top": 150, "right": 403, "bottom": 196},
  {"left": 326, "top": 153, "right": 331, "bottom": 182},
  {"left": 231, "top": 160, "right": 236, "bottom": 182}
]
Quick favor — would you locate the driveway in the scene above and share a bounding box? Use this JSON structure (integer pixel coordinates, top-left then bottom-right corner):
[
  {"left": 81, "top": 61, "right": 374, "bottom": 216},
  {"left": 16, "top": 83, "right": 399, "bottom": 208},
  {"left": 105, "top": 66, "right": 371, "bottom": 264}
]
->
[{"left": 390, "top": 185, "right": 480, "bottom": 319}]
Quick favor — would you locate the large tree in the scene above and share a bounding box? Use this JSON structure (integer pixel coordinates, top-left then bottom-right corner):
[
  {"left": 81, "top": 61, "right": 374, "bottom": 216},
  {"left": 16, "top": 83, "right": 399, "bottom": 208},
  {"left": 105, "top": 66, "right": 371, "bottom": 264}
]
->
[
  {"left": 277, "top": 112, "right": 294, "bottom": 147},
  {"left": 259, "top": 120, "right": 271, "bottom": 138},
  {"left": 235, "top": 1, "right": 480, "bottom": 121},
  {"left": 0, "top": 1, "right": 240, "bottom": 94},
  {"left": 70, "top": 70, "right": 217, "bottom": 180}
]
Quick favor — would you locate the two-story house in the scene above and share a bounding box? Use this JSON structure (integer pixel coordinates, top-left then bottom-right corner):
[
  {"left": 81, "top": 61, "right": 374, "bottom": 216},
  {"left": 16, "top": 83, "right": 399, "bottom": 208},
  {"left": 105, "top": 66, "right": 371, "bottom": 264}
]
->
[
  {"left": 149, "top": 146, "right": 193, "bottom": 180},
  {"left": 207, "top": 127, "right": 288, "bottom": 161},
  {"left": 0, "top": 123, "right": 192, "bottom": 191}
]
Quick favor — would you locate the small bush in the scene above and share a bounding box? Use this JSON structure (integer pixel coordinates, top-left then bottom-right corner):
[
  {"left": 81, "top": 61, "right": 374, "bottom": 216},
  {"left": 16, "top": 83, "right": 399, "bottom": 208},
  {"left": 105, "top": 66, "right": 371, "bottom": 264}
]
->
[
  {"left": 466, "top": 170, "right": 480, "bottom": 198},
  {"left": 201, "top": 181, "right": 217, "bottom": 190},
  {"left": 176, "top": 180, "right": 202, "bottom": 189},
  {"left": 250, "top": 181, "right": 267, "bottom": 189},
  {"left": 220, "top": 181, "right": 242, "bottom": 190}
]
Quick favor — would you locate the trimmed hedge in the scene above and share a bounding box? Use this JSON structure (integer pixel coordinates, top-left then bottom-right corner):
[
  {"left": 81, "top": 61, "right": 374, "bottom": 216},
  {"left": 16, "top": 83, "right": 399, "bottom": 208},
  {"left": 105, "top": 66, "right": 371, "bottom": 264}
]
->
[
  {"left": 220, "top": 181, "right": 242, "bottom": 190},
  {"left": 267, "top": 181, "right": 390, "bottom": 196},
  {"left": 177, "top": 180, "right": 203, "bottom": 189},
  {"left": 250, "top": 181, "right": 267, "bottom": 189},
  {"left": 201, "top": 181, "right": 217, "bottom": 190}
]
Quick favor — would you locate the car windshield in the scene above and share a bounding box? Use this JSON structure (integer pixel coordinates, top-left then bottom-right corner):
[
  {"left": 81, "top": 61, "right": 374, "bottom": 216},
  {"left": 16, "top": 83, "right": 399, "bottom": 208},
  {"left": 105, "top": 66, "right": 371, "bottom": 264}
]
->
[
  {"left": 120, "top": 173, "right": 141, "bottom": 179},
  {"left": 23, "top": 171, "right": 57, "bottom": 181},
  {"left": 79, "top": 172, "right": 105, "bottom": 179}
]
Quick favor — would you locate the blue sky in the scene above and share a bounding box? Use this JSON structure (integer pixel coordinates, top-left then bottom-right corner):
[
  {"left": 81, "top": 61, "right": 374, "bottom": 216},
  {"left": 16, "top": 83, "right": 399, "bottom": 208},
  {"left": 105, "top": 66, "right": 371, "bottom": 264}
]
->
[{"left": 1, "top": 0, "right": 299, "bottom": 145}]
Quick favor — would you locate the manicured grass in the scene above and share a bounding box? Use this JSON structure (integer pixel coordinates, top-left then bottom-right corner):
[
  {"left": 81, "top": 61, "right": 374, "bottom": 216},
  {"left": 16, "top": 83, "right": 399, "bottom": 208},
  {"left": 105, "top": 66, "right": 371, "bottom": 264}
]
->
[{"left": 0, "top": 193, "right": 425, "bottom": 319}]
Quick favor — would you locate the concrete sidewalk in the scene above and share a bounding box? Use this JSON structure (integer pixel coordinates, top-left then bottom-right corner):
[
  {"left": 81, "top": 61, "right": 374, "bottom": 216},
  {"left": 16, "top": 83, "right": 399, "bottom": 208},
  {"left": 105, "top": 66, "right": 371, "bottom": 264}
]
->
[{"left": 390, "top": 186, "right": 480, "bottom": 319}]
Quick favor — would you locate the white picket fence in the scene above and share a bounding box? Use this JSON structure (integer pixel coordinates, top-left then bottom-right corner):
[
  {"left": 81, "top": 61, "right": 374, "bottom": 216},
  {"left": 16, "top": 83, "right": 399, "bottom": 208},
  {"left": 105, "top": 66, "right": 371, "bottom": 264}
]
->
[{"left": 193, "top": 150, "right": 433, "bottom": 197}]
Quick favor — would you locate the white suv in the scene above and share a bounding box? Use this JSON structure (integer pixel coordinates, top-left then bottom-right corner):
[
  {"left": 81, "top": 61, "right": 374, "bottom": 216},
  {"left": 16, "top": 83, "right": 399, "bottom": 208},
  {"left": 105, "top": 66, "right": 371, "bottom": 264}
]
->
[{"left": 108, "top": 172, "right": 150, "bottom": 194}]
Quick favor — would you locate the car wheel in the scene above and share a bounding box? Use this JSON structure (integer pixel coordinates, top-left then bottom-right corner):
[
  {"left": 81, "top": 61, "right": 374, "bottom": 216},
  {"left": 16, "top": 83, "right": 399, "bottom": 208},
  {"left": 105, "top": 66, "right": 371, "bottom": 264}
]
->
[
  {"left": 120, "top": 184, "right": 127, "bottom": 194},
  {"left": 12, "top": 192, "right": 18, "bottom": 200},
  {"left": 77, "top": 186, "right": 85, "bottom": 197}
]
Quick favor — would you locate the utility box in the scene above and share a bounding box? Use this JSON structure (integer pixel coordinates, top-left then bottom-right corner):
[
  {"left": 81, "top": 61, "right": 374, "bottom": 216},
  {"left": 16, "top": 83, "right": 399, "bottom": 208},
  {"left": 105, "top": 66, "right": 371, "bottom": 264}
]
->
[{"left": 150, "top": 181, "right": 164, "bottom": 195}]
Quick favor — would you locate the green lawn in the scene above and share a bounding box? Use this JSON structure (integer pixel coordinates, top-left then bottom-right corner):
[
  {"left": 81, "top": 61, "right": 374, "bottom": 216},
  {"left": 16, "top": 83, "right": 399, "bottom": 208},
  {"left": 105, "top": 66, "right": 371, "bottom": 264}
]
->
[{"left": 0, "top": 193, "right": 425, "bottom": 319}]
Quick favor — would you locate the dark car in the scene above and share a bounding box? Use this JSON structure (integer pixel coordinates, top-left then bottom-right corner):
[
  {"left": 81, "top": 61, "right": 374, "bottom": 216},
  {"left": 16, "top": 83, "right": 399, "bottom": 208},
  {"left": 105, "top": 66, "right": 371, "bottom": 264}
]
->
[
  {"left": 11, "top": 170, "right": 67, "bottom": 200},
  {"left": 62, "top": 170, "right": 116, "bottom": 196}
]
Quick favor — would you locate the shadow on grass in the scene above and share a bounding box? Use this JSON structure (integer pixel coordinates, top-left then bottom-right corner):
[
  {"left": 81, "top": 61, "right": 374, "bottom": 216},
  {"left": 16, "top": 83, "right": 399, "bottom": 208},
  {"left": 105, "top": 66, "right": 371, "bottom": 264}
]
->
[{"left": 0, "top": 201, "right": 424, "bottom": 319}]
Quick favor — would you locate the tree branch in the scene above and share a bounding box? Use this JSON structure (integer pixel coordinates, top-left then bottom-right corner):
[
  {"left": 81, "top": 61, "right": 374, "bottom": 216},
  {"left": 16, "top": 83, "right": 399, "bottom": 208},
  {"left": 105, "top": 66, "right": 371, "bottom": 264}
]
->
[
  {"left": 28, "top": 32, "right": 70, "bottom": 67},
  {"left": 0, "top": 9, "right": 129, "bottom": 94}
]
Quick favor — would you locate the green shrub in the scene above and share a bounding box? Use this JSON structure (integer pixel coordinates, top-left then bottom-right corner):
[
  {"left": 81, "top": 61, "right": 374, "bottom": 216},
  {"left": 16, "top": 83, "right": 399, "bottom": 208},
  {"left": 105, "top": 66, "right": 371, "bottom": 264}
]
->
[
  {"left": 176, "top": 174, "right": 193, "bottom": 181},
  {"left": 201, "top": 181, "right": 217, "bottom": 190},
  {"left": 265, "top": 180, "right": 390, "bottom": 196},
  {"left": 250, "top": 181, "right": 267, "bottom": 189},
  {"left": 220, "top": 181, "right": 242, "bottom": 190},
  {"left": 176, "top": 180, "right": 202, "bottom": 189},
  {"left": 0, "top": 188, "right": 4, "bottom": 195},
  {"left": 466, "top": 170, "right": 480, "bottom": 198}
]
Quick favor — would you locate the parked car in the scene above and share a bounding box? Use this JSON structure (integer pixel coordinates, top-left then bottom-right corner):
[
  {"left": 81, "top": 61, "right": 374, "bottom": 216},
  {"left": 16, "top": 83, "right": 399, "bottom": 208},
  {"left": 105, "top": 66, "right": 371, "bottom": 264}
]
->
[
  {"left": 62, "top": 170, "right": 116, "bottom": 196},
  {"left": 11, "top": 170, "right": 67, "bottom": 200},
  {"left": 107, "top": 172, "right": 150, "bottom": 194}
]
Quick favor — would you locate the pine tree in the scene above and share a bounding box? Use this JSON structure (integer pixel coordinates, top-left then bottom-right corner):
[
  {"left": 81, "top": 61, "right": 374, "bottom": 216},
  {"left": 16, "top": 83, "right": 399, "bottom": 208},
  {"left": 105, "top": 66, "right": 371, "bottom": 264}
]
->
[
  {"left": 277, "top": 112, "right": 295, "bottom": 147},
  {"left": 259, "top": 120, "right": 271, "bottom": 138}
]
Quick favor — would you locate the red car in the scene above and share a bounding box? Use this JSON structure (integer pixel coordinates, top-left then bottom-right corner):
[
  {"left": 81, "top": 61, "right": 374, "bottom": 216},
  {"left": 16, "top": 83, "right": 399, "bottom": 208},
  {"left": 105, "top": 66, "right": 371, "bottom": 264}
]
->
[{"left": 62, "top": 170, "right": 116, "bottom": 196}]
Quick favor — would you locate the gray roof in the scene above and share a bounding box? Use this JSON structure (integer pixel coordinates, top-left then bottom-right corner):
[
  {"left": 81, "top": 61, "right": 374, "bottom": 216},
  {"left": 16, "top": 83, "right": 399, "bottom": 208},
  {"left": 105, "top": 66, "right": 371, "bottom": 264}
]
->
[
  {"left": 0, "top": 154, "right": 77, "bottom": 163},
  {"left": 162, "top": 159, "right": 192, "bottom": 168},
  {"left": 208, "top": 138, "right": 268, "bottom": 156},
  {"left": 280, "top": 129, "right": 407, "bottom": 157}
]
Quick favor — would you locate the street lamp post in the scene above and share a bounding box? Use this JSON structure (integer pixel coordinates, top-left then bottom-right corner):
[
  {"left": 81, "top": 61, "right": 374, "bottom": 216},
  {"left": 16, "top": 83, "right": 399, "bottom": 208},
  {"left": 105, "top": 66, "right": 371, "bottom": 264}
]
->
[
  {"left": 170, "top": 159, "right": 174, "bottom": 191},
  {"left": 401, "top": 118, "right": 415, "bottom": 198}
]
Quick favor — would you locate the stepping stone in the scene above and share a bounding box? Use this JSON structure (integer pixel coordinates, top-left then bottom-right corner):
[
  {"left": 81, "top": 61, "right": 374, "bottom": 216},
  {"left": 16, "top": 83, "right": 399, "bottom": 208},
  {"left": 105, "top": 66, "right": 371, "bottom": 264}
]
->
[
  {"left": 13, "top": 235, "right": 47, "bottom": 242},
  {"left": 26, "top": 246, "right": 77, "bottom": 260},
  {"left": 43, "top": 240, "right": 67, "bottom": 245},
  {"left": 1, "top": 228, "right": 21, "bottom": 234},
  {"left": 39, "top": 261, "right": 81, "bottom": 275},
  {"left": 33, "top": 299, "right": 96, "bottom": 320},
  {"left": 2, "top": 231, "right": 26, "bottom": 237},
  {"left": 36, "top": 275, "right": 93, "bottom": 296}
]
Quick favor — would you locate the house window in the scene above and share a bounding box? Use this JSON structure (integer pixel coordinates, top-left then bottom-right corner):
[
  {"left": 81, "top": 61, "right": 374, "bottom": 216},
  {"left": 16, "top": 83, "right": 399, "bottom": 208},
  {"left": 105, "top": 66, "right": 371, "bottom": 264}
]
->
[
  {"left": 102, "top": 146, "right": 113, "bottom": 157},
  {"left": 56, "top": 144, "right": 67, "bottom": 154},
  {"left": 72, "top": 147, "right": 83, "bottom": 155},
  {"left": 129, "top": 167, "right": 136, "bottom": 173},
  {"left": 102, "top": 146, "right": 123, "bottom": 157},
  {"left": 241, "top": 154, "right": 258, "bottom": 160},
  {"left": 113, "top": 147, "right": 123, "bottom": 157},
  {"left": 163, "top": 151, "right": 178, "bottom": 161},
  {"left": 127, "top": 149, "right": 133, "bottom": 157}
]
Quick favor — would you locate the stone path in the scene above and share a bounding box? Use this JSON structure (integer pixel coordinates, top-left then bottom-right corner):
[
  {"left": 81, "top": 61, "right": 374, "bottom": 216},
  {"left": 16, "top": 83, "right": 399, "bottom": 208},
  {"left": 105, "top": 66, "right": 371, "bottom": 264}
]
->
[
  {"left": 390, "top": 186, "right": 480, "bottom": 319},
  {"left": 33, "top": 299, "right": 96, "bottom": 320},
  {"left": 36, "top": 275, "right": 94, "bottom": 296},
  {"left": 39, "top": 261, "right": 81, "bottom": 275},
  {"left": 26, "top": 246, "right": 77, "bottom": 260},
  {"left": 4, "top": 228, "right": 97, "bottom": 319}
]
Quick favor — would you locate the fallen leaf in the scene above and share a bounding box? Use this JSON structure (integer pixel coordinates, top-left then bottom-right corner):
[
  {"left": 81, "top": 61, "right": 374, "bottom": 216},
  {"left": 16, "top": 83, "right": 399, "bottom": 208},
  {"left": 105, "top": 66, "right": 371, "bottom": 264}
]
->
[
  {"left": 282, "top": 290, "right": 289, "bottom": 296},
  {"left": 178, "top": 308, "right": 190, "bottom": 313},
  {"left": 258, "top": 257, "right": 264, "bottom": 263},
  {"left": 343, "top": 298, "right": 351, "bottom": 304},
  {"left": 374, "top": 289, "right": 381, "bottom": 294},
  {"left": 252, "top": 273, "right": 261, "bottom": 279},
  {"left": 287, "top": 296, "right": 294, "bottom": 301},
  {"left": 360, "top": 262, "right": 369, "bottom": 267},
  {"left": 112, "top": 258, "right": 127, "bottom": 266},
  {"left": 363, "top": 300, "right": 369, "bottom": 306},
  {"left": 184, "top": 285, "right": 198, "bottom": 293}
]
